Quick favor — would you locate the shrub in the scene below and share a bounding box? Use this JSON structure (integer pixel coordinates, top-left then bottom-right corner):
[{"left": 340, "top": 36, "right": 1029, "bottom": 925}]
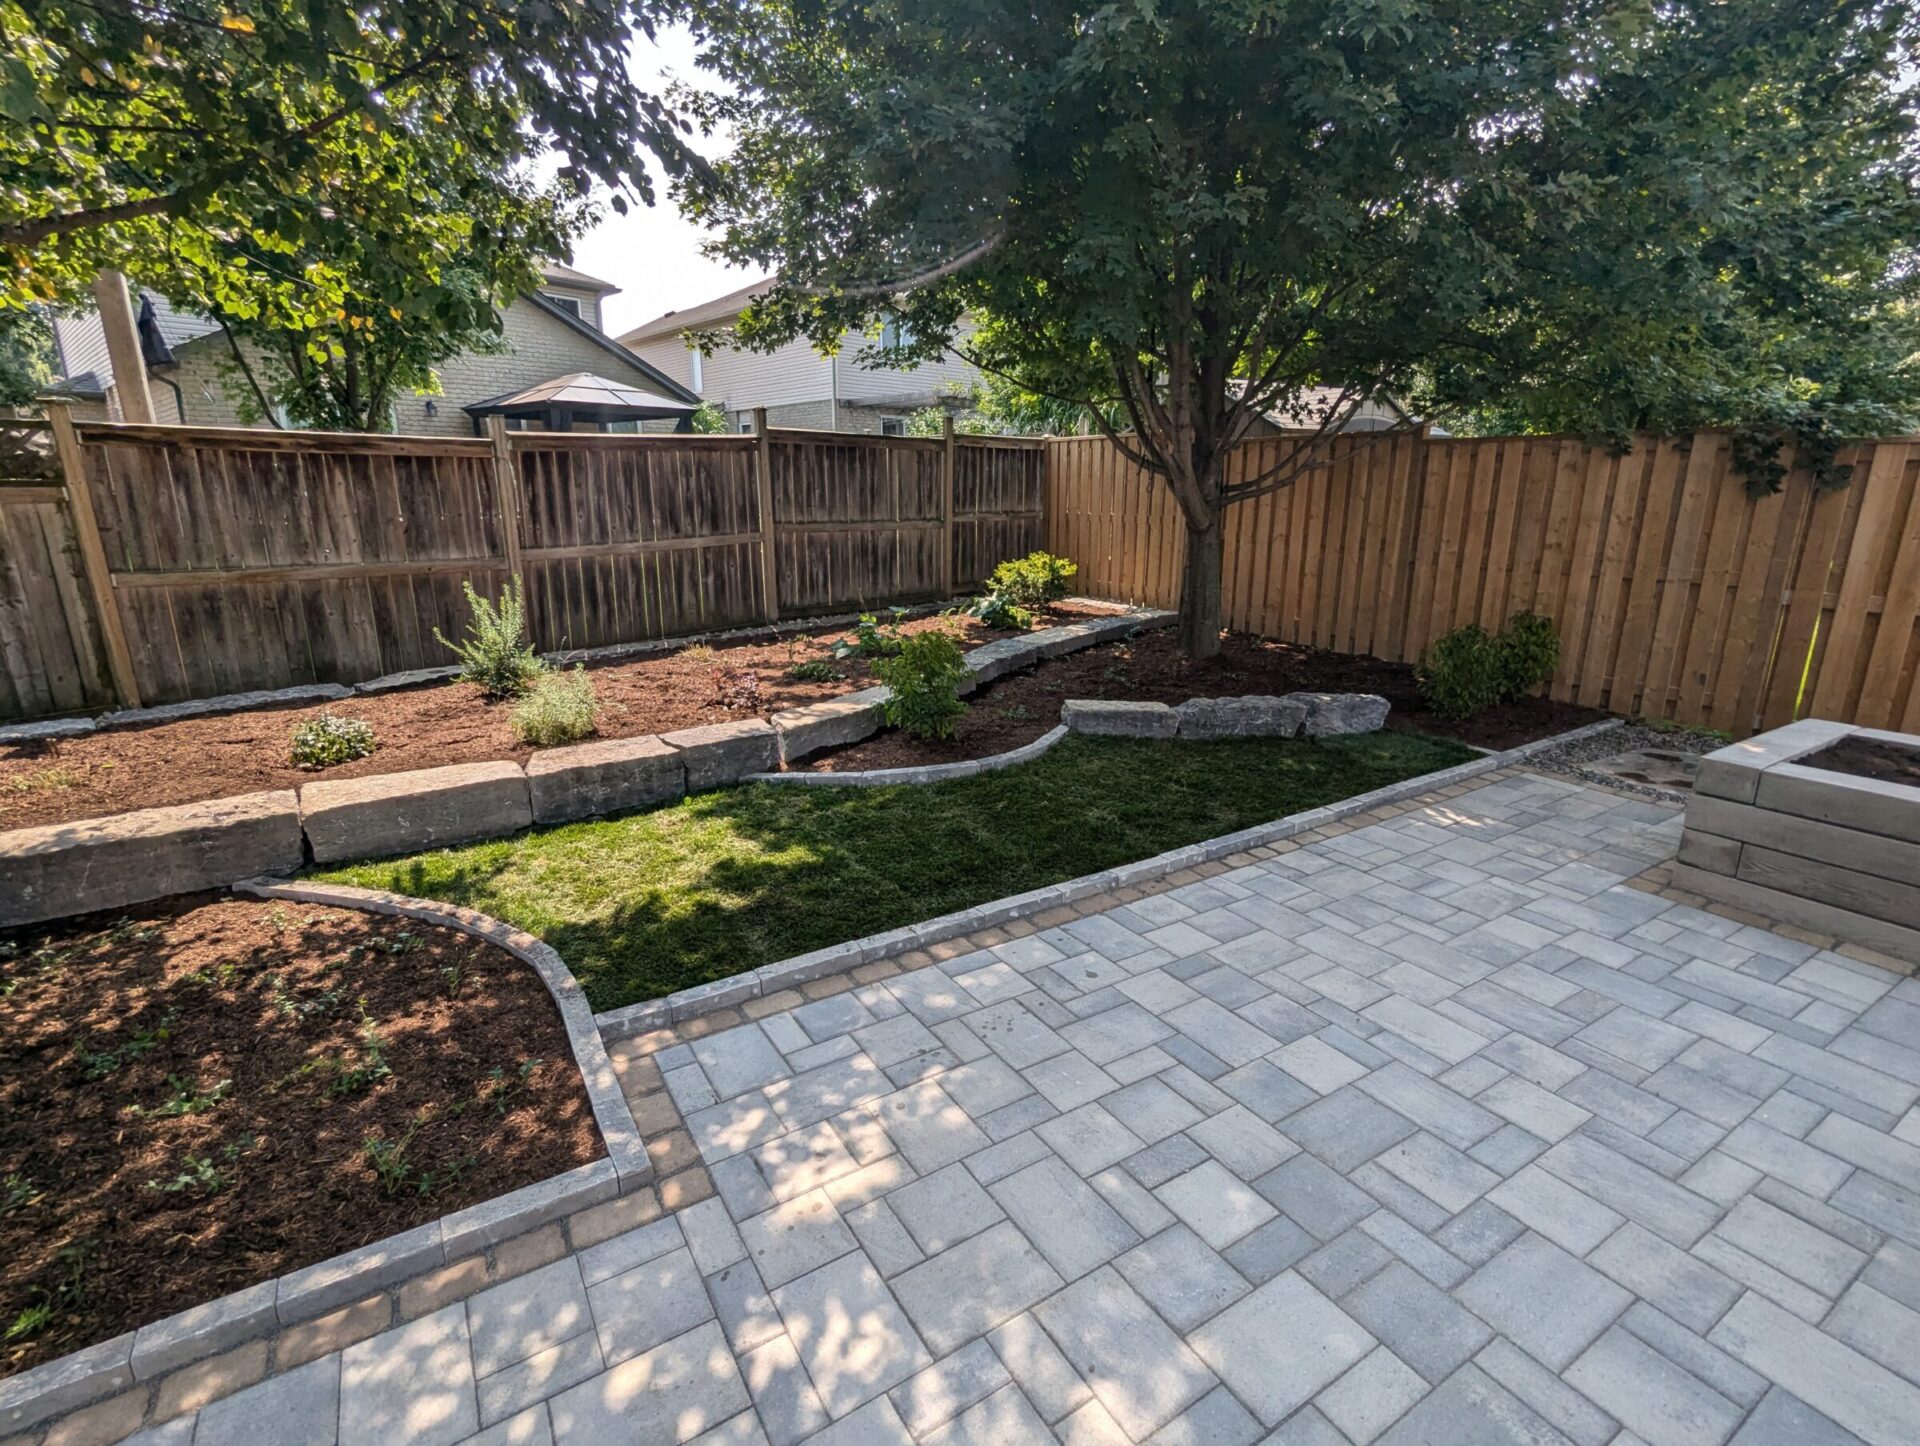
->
[
  {"left": 874, "top": 629, "right": 968, "bottom": 740},
  {"left": 832, "top": 609, "right": 908, "bottom": 660},
  {"left": 436, "top": 577, "right": 543, "bottom": 699},
  {"left": 785, "top": 660, "right": 842, "bottom": 683},
  {"left": 960, "top": 592, "right": 1033, "bottom": 631},
  {"left": 511, "top": 667, "right": 598, "bottom": 746},
  {"left": 1417, "top": 625, "right": 1503, "bottom": 721},
  {"left": 1496, "top": 611, "right": 1561, "bottom": 700},
  {"left": 986, "top": 551, "right": 1078, "bottom": 610},
  {"left": 290, "top": 711, "right": 376, "bottom": 770},
  {"left": 711, "top": 664, "right": 764, "bottom": 713}
]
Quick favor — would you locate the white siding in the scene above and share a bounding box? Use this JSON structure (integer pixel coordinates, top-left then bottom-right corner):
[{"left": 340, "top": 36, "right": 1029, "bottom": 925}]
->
[
  {"left": 832, "top": 321, "right": 983, "bottom": 404},
  {"left": 698, "top": 335, "right": 832, "bottom": 412},
  {"left": 535, "top": 285, "right": 605, "bottom": 332},
  {"left": 629, "top": 335, "right": 696, "bottom": 391}
]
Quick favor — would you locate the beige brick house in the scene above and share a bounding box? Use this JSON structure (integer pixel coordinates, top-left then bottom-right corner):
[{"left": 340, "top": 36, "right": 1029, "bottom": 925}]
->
[
  {"left": 619, "top": 278, "right": 984, "bottom": 435},
  {"left": 47, "top": 264, "right": 699, "bottom": 435}
]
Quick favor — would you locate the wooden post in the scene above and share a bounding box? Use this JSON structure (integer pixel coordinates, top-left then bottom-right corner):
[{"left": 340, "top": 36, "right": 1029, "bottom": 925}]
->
[
  {"left": 485, "top": 415, "right": 525, "bottom": 590},
  {"left": 753, "top": 407, "right": 778, "bottom": 621},
  {"left": 92, "top": 269, "right": 155, "bottom": 424},
  {"left": 940, "top": 414, "right": 957, "bottom": 599},
  {"left": 46, "top": 402, "right": 142, "bottom": 708}
]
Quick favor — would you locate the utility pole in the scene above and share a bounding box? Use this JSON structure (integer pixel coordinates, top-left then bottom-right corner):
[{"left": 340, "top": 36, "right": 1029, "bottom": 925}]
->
[{"left": 92, "top": 269, "right": 155, "bottom": 423}]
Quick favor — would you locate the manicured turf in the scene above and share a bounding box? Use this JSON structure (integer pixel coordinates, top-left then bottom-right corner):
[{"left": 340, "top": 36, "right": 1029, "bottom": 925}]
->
[{"left": 315, "top": 731, "right": 1476, "bottom": 1011}]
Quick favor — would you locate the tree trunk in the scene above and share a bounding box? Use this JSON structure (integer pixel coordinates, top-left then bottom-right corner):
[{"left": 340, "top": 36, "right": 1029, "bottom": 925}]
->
[{"left": 1178, "top": 514, "right": 1225, "bottom": 659}]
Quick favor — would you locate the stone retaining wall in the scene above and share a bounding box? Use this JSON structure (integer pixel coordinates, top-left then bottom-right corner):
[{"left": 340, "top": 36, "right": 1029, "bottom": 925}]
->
[
  {"left": 0, "top": 610, "right": 1173, "bottom": 928},
  {"left": 1675, "top": 718, "right": 1920, "bottom": 964}
]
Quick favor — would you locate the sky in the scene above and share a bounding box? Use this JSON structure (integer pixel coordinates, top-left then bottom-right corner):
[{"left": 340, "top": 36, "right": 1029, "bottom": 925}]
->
[{"left": 560, "top": 24, "right": 765, "bottom": 338}]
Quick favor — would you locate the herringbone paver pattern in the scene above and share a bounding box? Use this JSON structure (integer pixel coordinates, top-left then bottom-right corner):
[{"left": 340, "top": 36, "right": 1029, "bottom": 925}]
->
[{"left": 138, "top": 774, "right": 1920, "bottom": 1445}]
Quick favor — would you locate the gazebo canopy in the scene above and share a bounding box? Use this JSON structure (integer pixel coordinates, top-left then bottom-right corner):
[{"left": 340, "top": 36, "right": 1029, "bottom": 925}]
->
[{"left": 464, "top": 372, "right": 699, "bottom": 431}]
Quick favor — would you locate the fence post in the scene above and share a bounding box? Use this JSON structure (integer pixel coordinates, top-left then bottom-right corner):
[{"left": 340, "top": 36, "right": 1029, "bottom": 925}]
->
[
  {"left": 45, "top": 401, "right": 142, "bottom": 708},
  {"left": 753, "top": 407, "right": 779, "bottom": 621},
  {"left": 484, "top": 416, "right": 525, "bottom": 590},
  {"left": 940, "top": 415, "right": 957, "bottom": 598}
]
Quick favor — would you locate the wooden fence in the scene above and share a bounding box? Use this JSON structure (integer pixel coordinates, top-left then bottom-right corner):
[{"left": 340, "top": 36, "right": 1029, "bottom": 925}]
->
[
  {"left": 1047, "top": 429, "right": 1920, "bottom": 737},
  {"left": 0, "top": 409, "right": 1044, "bottom": 718}
]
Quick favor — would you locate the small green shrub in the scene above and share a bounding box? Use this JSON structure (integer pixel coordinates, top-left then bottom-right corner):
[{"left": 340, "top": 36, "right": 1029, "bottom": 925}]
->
[
  {"left": 960, "top": 592, "right": 1034, "bottom": 630},
  {"left": 1417, "top": 624, "right": 1503, "bottom": 721},
  {"left": 874, "top": 629, "right": 968, "bottom": 740},
  {"left": 786, "top": 659, "right": 842, "bottom": 683},
  {"left": 1496, "top": 611, "right": 1561, "bottom": 700},
  {"left": 832, "top": 610, "right": 908, "bottom": 660},
  {"left": 986, "top": 551, "right": 1078, "bottom": 610},
  {"left": 436, "top": 577, "right": 544, "bottom": 699},
  {"left": 511, "top": 666, "right": 598, "bottom": 746},
  {"left": 290, "top": 711, "right": 376, "bottom": 770}
]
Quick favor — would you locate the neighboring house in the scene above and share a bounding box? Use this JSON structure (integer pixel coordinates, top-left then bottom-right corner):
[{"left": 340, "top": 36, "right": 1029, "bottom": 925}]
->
[
  {"left": 1236, "top": 383, "right": 1417, "bottom": 436},
  {"left": 619, "top": 278, "right": 984, "bottom": 435},
  {"left": 44, "top": 265, "right": 699, "bottom": 435}
]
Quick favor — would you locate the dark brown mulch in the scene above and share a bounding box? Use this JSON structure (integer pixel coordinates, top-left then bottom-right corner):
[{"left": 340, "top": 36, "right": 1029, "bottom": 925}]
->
[
  {"left": 0, "top": 605, "right": 1101, "bottom": 833},
  {"left": 0, "top": 896, "right": 603, "bottom": 1379},
  {"left": 1802, "top": 733, "right": 1920, "bottom": 787},
  {"left": 802, "top": 630, "right": 1608, "bottom": 771}
]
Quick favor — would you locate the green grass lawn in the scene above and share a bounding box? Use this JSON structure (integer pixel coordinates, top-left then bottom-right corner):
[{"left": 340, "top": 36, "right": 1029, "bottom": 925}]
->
[{"left": 315, "top": 731, "right": 1474, "bottom": 1012}]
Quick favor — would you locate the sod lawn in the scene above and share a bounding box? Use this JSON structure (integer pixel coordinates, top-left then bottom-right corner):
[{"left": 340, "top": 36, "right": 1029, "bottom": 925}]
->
[{"left": 315, "top": 731, "right": 1476, "bottom": 1011}]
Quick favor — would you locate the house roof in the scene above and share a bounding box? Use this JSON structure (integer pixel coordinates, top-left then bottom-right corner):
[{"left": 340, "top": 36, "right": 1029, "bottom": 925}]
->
[
  {"left": 539, "top": 262, "right": 621, "bottom": 295},
  {"left": 618, "top": 277, "right": 778, "bottom": 346},
  {"left": 1233, "top": 382, "right": 1417, "bottom": 432},
  {"left": 465, "top": 372, "right": 696, "bottom": 419}
]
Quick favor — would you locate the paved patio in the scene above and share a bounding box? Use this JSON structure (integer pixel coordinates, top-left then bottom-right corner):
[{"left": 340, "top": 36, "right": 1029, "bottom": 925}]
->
[{"left": 134, "top": 772, "right": 1920, "bottom": 1445}]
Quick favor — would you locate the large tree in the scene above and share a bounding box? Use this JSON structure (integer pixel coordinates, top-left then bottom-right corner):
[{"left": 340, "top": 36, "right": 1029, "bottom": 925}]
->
[
  {"left": 0, "top": 0, "right": 696, "bottom": 317},
  {"left": 677, "top": 0, "right": 1920, "bottom": 657}
]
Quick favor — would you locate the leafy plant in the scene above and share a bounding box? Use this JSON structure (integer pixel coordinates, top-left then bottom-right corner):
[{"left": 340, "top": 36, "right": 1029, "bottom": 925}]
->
[
  {"left": 1495, "top": 612, "right": 1561, "bottom": 701},
  {"left": 125, "top": 1075, "right": 232, "bottom": 1120},
  {"left": 363, "top": 1118, "right": 472, "bottom": 1198},
  {"left": 484, "top": 1058, "right": 544, "bottom": 1117},
  {"left": 831, "top": 609, "right": 909, "bottom": 660},
  {"left": 960, "top": 592, "right": 1033, "bottom": 630},
  {"left": 874, "top": 629, "right": 969, "bottom": 741},
  {"left": 146, "top": 1154, "right": 229, "bottom": 1196},
  {"left": 3, "top": 1174, "right": 40, "bottom": 1215},
  {"left": 327, "top": 1007, "right": 393, "bottom": 1097},
  {"left": 5, "top": 1303, "right": 50, "bottom": 1343},
  {"left": 710, "top": 664, "right": 765, "bottom": 714},
  {"left": 1417, "top": 625, "right": 1504, "bottom": 722},
  {"left": 511, "top": 666, "right": 599, "bottom": 745},
  {"left": 986, "top": 553, "right": 1078, "bottom": 610},
  {"left": 785, "top": 659, "right": 842, "bottom": 683},
  {"left": 78, "top": 1008, "right": 178, "bottom": 1080},
  {"left": 290, "top": 711, "right": 377, "bottom": 770},
  {"left": 436, "top": 578, "right": 544, "bottom": 699}
]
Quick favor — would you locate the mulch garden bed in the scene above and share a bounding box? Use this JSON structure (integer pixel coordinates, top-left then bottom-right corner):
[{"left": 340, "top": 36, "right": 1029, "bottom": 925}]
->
[
  {"left": 0, "top": 605, "right": 1101, "bottom": 833},
  {"left": 0, "top": 895, "right": 602, "bottom": 1378},
  {"left": 802, "top": 629, "right": 1607, "bottom": 771}
]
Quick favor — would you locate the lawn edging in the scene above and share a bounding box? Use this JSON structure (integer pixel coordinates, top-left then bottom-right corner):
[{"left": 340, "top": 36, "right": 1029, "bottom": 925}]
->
[
  {"left": 747, "top": 724, "right": 1073, "bottom": 787},
  {"left": 0, "top": 886, "right": 651, "bottom": 1440},
  {"left": 0, "top": 607, "right": 1173, "bottom": 928},
  {"left": 593, "top": 716, "right": 1626, "bottom": 1038}
]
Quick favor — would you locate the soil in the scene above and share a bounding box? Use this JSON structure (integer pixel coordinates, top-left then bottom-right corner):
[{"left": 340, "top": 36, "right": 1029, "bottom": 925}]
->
[
  {"left": 802, "top": 630, "right": 1608, "bottom": 771},
  {"left": 0, "top": 896, "right": 603, "bottom": 1378},
  {"left": 1802, "top": 733, "right": 1920, "bottom": 787},
  {"left": 0, "top": 606, "right": 1100, "bottom": 832}
]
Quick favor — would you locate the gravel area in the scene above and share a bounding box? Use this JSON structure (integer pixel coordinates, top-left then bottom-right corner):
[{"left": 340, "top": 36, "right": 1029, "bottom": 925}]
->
[{"left": 1523, "top": 720, "right": 1723, "bottom": 800}]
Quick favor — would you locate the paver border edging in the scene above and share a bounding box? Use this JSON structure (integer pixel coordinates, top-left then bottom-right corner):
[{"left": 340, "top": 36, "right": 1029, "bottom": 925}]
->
[
  {"left": 0, "top": 883, "right": 651, "bottom": 1439},
  {"left": 593, "top": 716, "right": 1626, "bottom": 1038},
  {"left": 745, "top": 724, "right": 1072, "bottom": 788}
]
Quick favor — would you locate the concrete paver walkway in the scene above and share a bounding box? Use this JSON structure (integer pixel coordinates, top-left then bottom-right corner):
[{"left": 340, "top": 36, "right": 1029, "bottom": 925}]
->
[{"left": 140, "top": 773, "right": 1920, "bottom": 1445}]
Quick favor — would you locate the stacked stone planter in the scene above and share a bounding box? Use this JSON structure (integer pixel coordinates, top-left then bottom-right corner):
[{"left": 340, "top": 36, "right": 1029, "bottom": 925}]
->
[
  {"left": 0, "top": 610, "right": 1172, "bottom": 928},
  {"left": 1675, "top": 718, "right": 1920, "bottom": 964}
]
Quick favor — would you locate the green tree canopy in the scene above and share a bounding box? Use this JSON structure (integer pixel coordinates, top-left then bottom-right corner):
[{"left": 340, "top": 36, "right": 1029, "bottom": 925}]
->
[
  {"left": 0, "top": 0, "right": 694, "bottom": 317},
  {"left": 677, "top": 0, "right": 1920, "bottom": 656}
]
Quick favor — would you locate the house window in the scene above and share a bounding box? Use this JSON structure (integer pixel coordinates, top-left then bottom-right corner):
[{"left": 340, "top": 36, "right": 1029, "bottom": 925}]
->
[
  {"left": 737, "top": 417, "right": 754, "bottom": 433},
  {"left": 544, "top": 294, "right": 582, "bottom": 319},
  {"left": 880, "top": 416, "right": 907, "bottom": 437},
  {"left": 880, "top": 318, "right": 914, "bottom": 350}
]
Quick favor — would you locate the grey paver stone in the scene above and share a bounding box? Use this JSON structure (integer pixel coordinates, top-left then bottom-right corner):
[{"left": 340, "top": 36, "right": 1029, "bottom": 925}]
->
[
  {"left": 194, "top": 1354, "right": 340, "bottom": 1446},
  {"left": 1115, "top": 1224, "right": 1250, "bottom": 1332},
  {"left": 774, "top": 1253, "right": 933, "bottom": 1417},
  {"left": 340, "top": 1302, "right": 479, "bottom": 1446},
  {"left": 1457, "top": 1233, "right": 1632, "bottom": 1371},
  {"left": 1487, "top": 1165, "right": 1625, "bottom": 1256},
  {"left": 991, "top": 1154, "right": 1142, "bottom": 1280},
  {"left": 1143, "top": 1384, "right": 1263, "bottom": 1445},
  {"left": 863, "top": 1080, "right": 991, "bottom": 1173},
  {"left": 1034, "top": 1266, "right": 1217, "bottom": 1439},
  {"left": 1566, "top": 1326, "right": 1743, "bottom": 1446},
  {"left": 1190, "top": 1270, "right": 1373, "bottom": 1427},
  {"left": 476, "top": 1332, "right": 603, "bottom": 1429},
  {"left": 740, "top": 1333, "right": 830, "bottom": 1446},
  {"left": 1257, "top": 1152, "right": 1377, "bottom": 1240},
  {"left": 466, "top": 1258, "right": 591, "bottom": 1380},
  {"left": 1036, "top": 1101, "right": 1144, "bottom": 1176},
  {"left": 1316, "top": 1346, "right": 1428, "bottom": 1444},
  {"left": 547, "top": 1319, "right": 749, "bottom": 1444},
  {"left": 892, "top": 1220, "right": 1065, "bottom": 1356},
  {"left": 1373, "top": 1362, "right": 1570, "bottom": 1446},
  {"left": 1341, "top": 1260, "right": 1492, "bottom": 1384},
  {"left": 1709, "top": 1288, "right": 1920, "bottom": 1446},
  {"left": 737, "top": 1189, "right": 859, "bottom": 1290},
  {"left": 588, "top": 1245, "right": 716, "bottom": 1366},
  {"left": 888, "top": 1161, "right": 1005, "bottom": 1255},
  {"left": 887, "top": 1339, "right": 1011, "bottom": 1438},
  {"left": 1157, "top": 1158, "right": 1278, "bottom": 1249}
]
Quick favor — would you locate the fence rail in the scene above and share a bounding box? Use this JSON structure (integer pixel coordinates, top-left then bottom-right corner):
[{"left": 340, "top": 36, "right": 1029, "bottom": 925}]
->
[
  {"left": 1046, "top": 429, "right": 1920, "bottom": 738},
  {"left": 0, "top": 409, "right": 1044, "bottom": 719}
]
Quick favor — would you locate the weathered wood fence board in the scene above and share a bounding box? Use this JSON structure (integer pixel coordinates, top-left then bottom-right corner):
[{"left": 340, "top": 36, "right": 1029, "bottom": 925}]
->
[
  {"left": 0, "top": 414, "right": 1046, "bottom": 720},
  {"left": 1046, "top": 429, "right": 1920, "bottom": 737}
]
